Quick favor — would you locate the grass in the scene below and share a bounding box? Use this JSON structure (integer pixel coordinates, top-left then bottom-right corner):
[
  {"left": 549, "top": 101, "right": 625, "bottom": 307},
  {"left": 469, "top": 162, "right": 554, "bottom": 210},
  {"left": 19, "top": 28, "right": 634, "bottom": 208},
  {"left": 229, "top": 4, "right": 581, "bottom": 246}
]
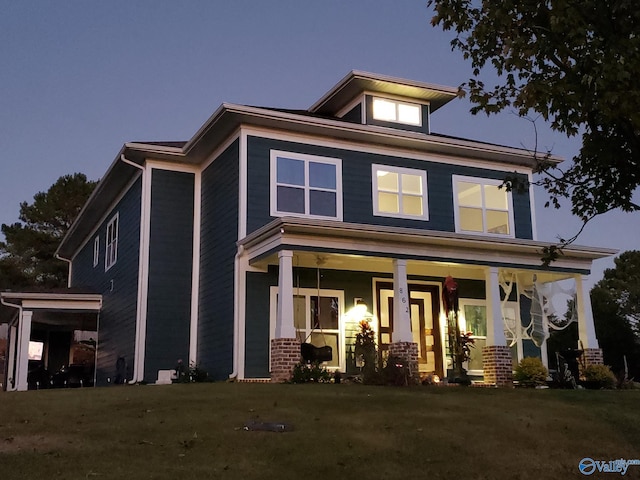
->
[{"left": 1, "top": 383, "right": 639, "bottom": 480}]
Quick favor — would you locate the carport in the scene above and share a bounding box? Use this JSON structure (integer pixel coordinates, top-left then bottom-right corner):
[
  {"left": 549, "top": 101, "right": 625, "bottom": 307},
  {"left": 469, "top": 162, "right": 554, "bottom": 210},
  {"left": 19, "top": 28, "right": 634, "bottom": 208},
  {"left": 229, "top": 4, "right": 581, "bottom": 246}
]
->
[{"left": 0, "top": 290, "right": 102, "bottom": 391}]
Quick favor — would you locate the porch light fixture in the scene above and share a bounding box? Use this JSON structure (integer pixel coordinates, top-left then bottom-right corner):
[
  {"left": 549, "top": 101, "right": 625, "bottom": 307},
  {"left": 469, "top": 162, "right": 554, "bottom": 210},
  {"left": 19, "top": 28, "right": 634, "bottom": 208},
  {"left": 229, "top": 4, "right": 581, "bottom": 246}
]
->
[{"left": 347, "top": 298, "right": 370, "bottom": 322}]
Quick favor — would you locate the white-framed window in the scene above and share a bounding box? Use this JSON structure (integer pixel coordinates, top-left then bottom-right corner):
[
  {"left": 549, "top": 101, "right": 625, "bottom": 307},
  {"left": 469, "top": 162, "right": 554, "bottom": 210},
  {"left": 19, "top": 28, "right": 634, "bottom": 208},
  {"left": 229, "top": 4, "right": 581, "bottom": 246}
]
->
[
  {"left": 105, "top": 213, "right": 119, "bottom": 271},
  {"left": 270, "top": 287, "right": 345, "bottom": 371},
  {"left": 458, "top": 299, "right": 487, "bottom": 374},
  {"left": 270, "top": 150, "right": 342, "bottom": 220},
  {"left": 452, "top": 175, "right": 515, "bottom": 237},
  {"left": 372, "top": 164, "right": 429, "bottom": 220},
  {"left": 93, "top": 236, "right": 100, "bottom": 268},
  {"left": 372, "top": 97, "right": 422, "bottom": 126}
]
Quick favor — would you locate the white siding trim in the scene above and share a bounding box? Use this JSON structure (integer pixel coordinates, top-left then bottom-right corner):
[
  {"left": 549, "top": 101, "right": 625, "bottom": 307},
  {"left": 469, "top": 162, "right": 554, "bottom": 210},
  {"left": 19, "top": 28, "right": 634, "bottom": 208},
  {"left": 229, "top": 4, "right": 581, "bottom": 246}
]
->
[
  {"left": 189, "top": 169, "right": 201, "bottom": 365},
  {"left": 371, "top": 164, "right": 429, "bottom": 221},
  {"left": 528, "top": 172, "right": 538, "bottom": 241}
]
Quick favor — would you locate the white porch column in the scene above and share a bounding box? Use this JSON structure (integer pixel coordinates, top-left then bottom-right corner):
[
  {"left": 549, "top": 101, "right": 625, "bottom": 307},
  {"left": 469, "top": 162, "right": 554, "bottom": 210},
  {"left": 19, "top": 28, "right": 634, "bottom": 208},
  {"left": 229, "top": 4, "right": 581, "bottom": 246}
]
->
[
  {"left": 16, "top": 310, "right": 33, "bottom": 392},
  {"left": 7, "top": 324, "right": 17, "bottom": 391},
  {"left": 485, "top": 267, "right": 506, "bottom": 346},
  {"left": 575, "top": 274, "right": 598, "bottom": 349},
  {"left": 392, "top": 259, "right": 413, "bottom": 343},
  {"left": 275, "top": 250, "right": 296, "bottom": 339}
]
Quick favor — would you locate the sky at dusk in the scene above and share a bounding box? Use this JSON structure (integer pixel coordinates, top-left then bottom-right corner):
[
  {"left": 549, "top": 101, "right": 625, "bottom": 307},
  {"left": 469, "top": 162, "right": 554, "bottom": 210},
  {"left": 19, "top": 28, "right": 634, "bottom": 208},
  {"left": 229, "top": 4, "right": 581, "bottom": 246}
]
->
[{"left": 1, "top": 1, "right": 638, "bottom": 290}]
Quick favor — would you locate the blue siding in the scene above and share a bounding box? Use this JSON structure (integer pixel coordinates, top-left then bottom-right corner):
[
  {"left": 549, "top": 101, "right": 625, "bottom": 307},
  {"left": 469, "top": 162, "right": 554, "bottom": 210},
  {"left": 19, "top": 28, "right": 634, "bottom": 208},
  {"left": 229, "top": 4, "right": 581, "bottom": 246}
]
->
[
  {"left": 198, "top": 140, "right": 239, "bottom": 380},
  {"left": 341, "top": 103, "right": 362, "bottom": 124},
  {"left": 71, "top": 176, "right": 142, "bottom": 385},
  {"left": 246, "top": 136, "right": 533, "bottom": 238},
  {"left": 144, "top": 169, "right": 194, "bottom": 382}
]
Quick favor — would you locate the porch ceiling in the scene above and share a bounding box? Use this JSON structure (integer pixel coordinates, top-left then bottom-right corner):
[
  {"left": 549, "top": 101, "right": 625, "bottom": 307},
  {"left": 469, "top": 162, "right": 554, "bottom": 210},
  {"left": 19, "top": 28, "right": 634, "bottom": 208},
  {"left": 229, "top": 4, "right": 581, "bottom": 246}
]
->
[{"left": 239, "top": 217, "right": 616, "bottom": 276}]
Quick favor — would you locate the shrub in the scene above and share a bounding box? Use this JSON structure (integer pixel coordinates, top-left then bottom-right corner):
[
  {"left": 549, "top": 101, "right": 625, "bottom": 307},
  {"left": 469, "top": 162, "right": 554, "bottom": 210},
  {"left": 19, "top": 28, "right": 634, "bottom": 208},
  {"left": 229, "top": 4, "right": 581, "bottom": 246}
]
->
[
  {"left": 290, "top": 361, "right": 332, "bottom": 383},
  {"left": 582, "top": 364, "right": 617, "bottom": 389},
  {"left": 514, "top": 357, "right": 548, "bottom": 387}
]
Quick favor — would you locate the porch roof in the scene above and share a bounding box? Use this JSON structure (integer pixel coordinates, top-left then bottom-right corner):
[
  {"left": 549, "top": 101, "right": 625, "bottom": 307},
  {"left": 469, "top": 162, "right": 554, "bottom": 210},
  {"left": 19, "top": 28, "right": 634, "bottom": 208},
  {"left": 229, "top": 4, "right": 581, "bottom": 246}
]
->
[
  {"left": 239, "top": 217, "right": 616, "bottom": 276},
  {"left": 0, "top": 289, "right": 102, "bottom": 325}
]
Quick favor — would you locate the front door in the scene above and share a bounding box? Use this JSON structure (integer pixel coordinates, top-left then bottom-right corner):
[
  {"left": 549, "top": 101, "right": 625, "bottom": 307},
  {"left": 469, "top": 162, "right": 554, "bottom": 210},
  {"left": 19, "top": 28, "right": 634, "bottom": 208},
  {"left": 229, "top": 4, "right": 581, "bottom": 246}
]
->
[{"left": 376, "top": 282, "right": 443, "bottom": 377}]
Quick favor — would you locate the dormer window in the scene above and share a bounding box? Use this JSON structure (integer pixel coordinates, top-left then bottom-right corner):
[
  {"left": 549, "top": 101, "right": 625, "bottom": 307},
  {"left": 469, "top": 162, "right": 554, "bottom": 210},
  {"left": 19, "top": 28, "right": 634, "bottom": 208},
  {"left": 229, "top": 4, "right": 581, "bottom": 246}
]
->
[{"left": 372, "top": 97, "right": 421, "bottom": 126}]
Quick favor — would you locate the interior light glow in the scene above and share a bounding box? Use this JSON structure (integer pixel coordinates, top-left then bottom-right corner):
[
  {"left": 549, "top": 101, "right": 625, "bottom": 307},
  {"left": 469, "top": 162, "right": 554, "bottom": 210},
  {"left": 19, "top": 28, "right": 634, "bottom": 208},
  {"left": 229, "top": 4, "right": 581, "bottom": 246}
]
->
[
  {"left": 397, "top": 103, "right": 421, "bottom": 125},
  {"left": 372, "top": 98, "right": 397, "bottom": 122}
]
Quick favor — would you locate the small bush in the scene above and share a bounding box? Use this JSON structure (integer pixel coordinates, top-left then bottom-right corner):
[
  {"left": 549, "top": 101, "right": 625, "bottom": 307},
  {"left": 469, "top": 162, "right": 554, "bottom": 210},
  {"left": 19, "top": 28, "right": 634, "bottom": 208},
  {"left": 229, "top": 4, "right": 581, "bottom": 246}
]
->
[
  {"left": 582, "top": 364, "right": 616, "bottom": 389},
  {"left": 514, "top": 357, "right": 548, "bottom": 387},
  {"left": 290, "top": 361, "right": 332, "bottom": 383}
]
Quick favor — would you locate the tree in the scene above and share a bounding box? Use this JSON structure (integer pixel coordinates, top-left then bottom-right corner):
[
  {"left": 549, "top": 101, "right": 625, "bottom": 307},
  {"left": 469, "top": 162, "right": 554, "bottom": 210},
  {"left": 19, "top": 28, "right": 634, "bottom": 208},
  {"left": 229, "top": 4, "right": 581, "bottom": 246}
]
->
[
  {"left": 429, "top": 1, "right": 640, "bottom": 262},
  {"left": 591, "top": 251, "right": 640, "bottom": 378},
  {"left": 0, "top": 173, "right": 97, "bottom": 289}
]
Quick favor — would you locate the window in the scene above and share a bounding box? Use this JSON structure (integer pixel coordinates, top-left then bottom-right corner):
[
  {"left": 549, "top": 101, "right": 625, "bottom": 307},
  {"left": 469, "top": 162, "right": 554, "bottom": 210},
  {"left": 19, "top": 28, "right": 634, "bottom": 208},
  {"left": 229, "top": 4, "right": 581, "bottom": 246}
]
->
[
  {"left": 372, "top": 165, "right": 428, "bottom": 220},
  {"left": 270, "top": 151, "right": 342, "bottom": 220},
  {"left": 459, "top": 300, "right": 487, "bottom": 373},
  {"left": 453, "top": 176, "right": 514, "bottom": 236},
  {"left": 105, "top": 213, "right": 119, "bottom": 271},
  {"left": 372, "top": 97, "right": 421, "bottom": 126},
  {"left": 93, "top": 237, "right": 100, "bottom": 267}
]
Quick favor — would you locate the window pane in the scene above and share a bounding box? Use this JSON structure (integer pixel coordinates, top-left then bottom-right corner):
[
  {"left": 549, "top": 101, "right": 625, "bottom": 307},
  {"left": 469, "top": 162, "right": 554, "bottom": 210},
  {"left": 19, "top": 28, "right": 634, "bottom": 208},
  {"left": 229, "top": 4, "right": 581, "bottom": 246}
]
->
[
  {"left": 293, "top": 295, "right": 306, "bottom": 330},
  {"left": 277, "top": 157, "right": 305, "bottom": 185},
  {"left": 464, "top": 305, "right": 487, "bottom": 337},
  {"left": 309, "top": 190, "right": 336, "bottom": 217},
  {"left": 310, "top": 333, "right": 339, "bottom": 367},
  {"left": 377, "top": 170, "right": 398, "bottom": 191},
  {"left": 468, "top": 337, "right": 486, "bottom": 371},
  {"left": 457, "top": 182, "right": 482, "bottom": 207},
  {"left": 484, "top": 184, "right": 507, "bottom": 210},
  {"left": 459, "top": 207, "right": 483, "bottom": 232},
  {"left": 372, "top": 98, "right": 396, "bottom": 122},
  {"left": 486, "top": 210, "right": 510, "bottom": 234},
  {"left": 398, "top": 103, "right": 421, "bottom": 125},
  {"left": 277, "top": 186, "right": 305, "bottom": 213},
  {"left": 401, "top": 174, "right": 422, "bottom": 195},
  {"left": 311, "top": 296, "right": 339, "bottom": 329},
  {"left": 309, "top": 162, "right": 336, "bottom": 189},
  {"left": 378, "top": 192, "right": 399, "bottom": 213},
  {"left": 402, "top": 195, "right": 423, "bottom": 216}
]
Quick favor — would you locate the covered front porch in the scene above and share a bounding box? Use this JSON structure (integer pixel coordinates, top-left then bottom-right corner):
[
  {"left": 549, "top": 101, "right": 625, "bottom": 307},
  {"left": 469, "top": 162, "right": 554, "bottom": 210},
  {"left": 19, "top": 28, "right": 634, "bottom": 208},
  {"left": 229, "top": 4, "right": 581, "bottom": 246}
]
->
[
  {"left": 0, "top": 290, "right": 102, "bottom": 391},
  {"left": 238, "top": 218, "right": 614, "bottom": 384}
]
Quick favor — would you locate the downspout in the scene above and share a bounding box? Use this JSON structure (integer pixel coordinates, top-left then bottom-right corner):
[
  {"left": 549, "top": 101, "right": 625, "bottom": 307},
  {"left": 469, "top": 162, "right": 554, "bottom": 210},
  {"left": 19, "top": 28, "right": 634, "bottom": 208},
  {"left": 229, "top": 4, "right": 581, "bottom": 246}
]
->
[
  {"left": 229, "top": 245, "right": 244, "bottom": 380},
  {"left": 119, "top": 154, "right": 148, "bottom": 384},
  {"left": 55, "top": 254, "right": 73, "bottom": 288},
  {"left": 0, "top": 297, "right": 22, "bottom": 391}
]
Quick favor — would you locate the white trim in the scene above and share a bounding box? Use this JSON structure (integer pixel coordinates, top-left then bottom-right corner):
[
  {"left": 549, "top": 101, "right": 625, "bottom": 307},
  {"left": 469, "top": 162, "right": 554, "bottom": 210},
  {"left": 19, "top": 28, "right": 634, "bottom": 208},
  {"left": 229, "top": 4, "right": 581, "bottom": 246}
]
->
[
  {"left": 335, "top": 94, "right": 365, "bottom": 119},
  {"left": 93, "top": 236, "right": 100, "bottom": 268},
  {"left": 452, "top": 175, "right": 516, "bottom": 238},
  {"left": 269, "top": 150, "right": 343, "bottom": 221},
  {"left": 269, "top": 286, "right": 346, "bottom": 372},
  {"left": 239, "top": 131, "right": 248, "bottom": 240},
  {"left": 201, "top": 129, "right": 241, "bottom": 173},
  {"left": 528, "top": 171, "right": 538, "bottom": 241},
  {"left": 241, "top": 125, "right": 533, "bottom": 175},
  {"left": 371, "top": 96, "right": 423, "bottom": 127},
  {"left": 145, "top": 159, "right": 199, "bottom": 174},
  {"left": 189, "top": 169, "right": 201, "bottom": 365},
  {"left": 372, "top": 164, "right": 429, "bottom": 221},
  {"left": 104, "top": 213, "right": 119, "bottom": 271}
]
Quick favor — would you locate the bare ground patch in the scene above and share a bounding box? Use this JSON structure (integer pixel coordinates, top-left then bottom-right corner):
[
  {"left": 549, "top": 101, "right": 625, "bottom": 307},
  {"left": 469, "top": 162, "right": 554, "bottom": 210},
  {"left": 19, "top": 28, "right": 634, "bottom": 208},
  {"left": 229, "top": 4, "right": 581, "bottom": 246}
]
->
[{"left": 0, "top": 433, "right": 76, "bottom": 454}]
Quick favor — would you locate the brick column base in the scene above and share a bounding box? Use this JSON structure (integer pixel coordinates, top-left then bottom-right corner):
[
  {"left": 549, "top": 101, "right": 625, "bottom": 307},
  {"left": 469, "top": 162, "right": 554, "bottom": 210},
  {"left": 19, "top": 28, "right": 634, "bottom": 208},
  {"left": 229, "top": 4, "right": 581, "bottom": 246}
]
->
[
  {"left": 270, "top": 338, "right": 301, "bottom": 383},
  {"left": 482, "top": 345, "right": 513, "bottom": 387},
  {"left": 388, "top": 342, "right": 419, "bottom": 384},
  {"left": 582, "top": 348, "right": 604, "bottom": 366}
]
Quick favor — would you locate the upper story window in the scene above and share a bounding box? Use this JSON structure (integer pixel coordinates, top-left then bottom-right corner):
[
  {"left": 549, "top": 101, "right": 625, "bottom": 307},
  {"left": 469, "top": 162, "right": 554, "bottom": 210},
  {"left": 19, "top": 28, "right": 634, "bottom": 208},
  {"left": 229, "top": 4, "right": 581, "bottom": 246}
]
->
[
  {"left": 270, "top": 150, "right": 342, "bottom": 220},
  {"left": 453, "top": 175, "right": 514, "bottom": 237},
  {"left": 93, "top": 237, "right": 100, "bottom": 268},
  {"left": 372, "top": 97, "right": 422, "bottom": 126},
  {"left": 105, "top": 213, "right": 119, "bottom": 271},
  {"left": 372, "top": 165, "right": 429, "bottom": 220}
]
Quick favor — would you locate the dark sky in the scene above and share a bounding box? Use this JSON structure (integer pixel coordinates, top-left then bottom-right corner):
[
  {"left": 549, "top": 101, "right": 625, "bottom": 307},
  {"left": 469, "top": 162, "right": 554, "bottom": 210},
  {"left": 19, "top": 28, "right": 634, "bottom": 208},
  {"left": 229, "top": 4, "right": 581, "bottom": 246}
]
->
[{"left": 1, "top": 1, "right": 637, "bottom": 288}]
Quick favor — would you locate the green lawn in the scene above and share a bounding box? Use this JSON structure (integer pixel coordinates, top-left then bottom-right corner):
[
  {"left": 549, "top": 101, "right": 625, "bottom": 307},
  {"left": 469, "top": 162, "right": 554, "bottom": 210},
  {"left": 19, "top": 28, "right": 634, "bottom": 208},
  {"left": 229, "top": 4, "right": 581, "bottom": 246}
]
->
[{"left": 1, "top": 383, "right": 639, "bottom": 479}]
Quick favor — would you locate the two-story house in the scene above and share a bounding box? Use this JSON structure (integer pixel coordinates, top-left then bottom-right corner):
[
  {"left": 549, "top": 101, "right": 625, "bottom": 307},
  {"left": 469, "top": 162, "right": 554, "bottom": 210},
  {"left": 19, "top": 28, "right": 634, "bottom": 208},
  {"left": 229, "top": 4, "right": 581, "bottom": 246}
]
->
[{"left": 1, "top": 71, "right": 614, "bottom": 390}]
